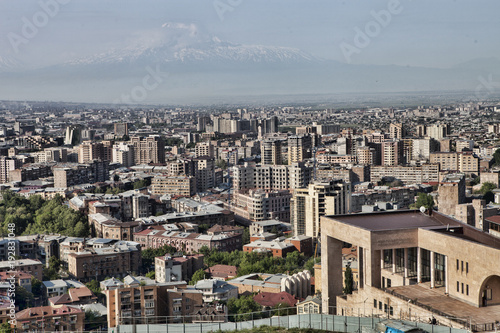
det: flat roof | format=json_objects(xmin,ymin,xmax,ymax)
[{"xmin": 325, "ymin": 210, "xmax": 460, "ymax": 232}]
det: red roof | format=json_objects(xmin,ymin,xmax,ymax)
[
  {"xmin": 253, "ymin": 291, "xmax": 298, "ymax": 308},
  {"xmin": 205, "ymin": 264, "xmax": 238, "ymax": 279}
]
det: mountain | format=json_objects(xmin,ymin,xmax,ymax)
[
  {"xmin": 0, "ymin": 24, "xmax": 499, "ymax": 104},
  {"xmin": 0, "ymin": 56, "xmax": 22, "ymax": 73}
]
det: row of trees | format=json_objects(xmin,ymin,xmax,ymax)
[
  {"xmin": 0, "ymin": 191, "xmax": 89, "ymax": 237},
  {"xmin": 200, "ymin": 247, "xmax": 316, "ymax": 277}
]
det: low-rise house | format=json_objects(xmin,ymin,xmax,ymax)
[
  {"xmin": 253, "ymin": 291, "xmax": 299, "ymax": 309},
  {"xmin": 16, "ymin": 305, "xmax": 85, "ymax": 332},
  {"xmin": 204, "ymin": 265, "xmax": 238, "ymax": 281},
  {"xmin": 42, "ymin": 280, "xmax": 85, "ymax": 298},
  {"xmin": 192, "ymin": 279, "xmax": 238, "ymax": 303}
]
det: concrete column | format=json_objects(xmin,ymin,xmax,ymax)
[
  {"xmin": 359, "ymin": 247, "xmax": 364, "ymax": 289},
  {"xmin": 417, "ymin": 247, "xmax": 422, "ymax": 284},
  {"xmin": 404, "ymin": 248, "xmax": 408, "ymax": 279},
  {"xmin": 366, "ymin": 249, "xmax": 382, "ymax": 288},
  {"xmin": 321, "ymin": 234, "xmax": 343, "ymax": 313},
  {"xmin": 392, "ymin": 248, "xmax": 396, "ymax": 273},
  {"xmin": 430, "ymin": 251, "xmax": 435, "ymax": 289},
  {"xmin": 444, "ymin": 255, "xmax": 449, "ymax": 294}
]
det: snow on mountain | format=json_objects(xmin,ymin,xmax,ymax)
[
  {"xmin": 0, "ymin": 56, "xmax": 22, "ymax": 72},
  {"xmin": 66, "ymin": 24, "xmax": 316, "ymax": 67}
]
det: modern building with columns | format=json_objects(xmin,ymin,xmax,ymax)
[{"xmin": 321, "ymin": 210, "xmax": 500, "ymax": 328}]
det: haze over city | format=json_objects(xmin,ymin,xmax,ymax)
[{"xmin": 1, "ymin": 0, "xmax": 500, "ymax": 104}]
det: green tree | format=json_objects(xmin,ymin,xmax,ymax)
[
  {"xmin": 242, "ymin": 228, "xmax": 250, "ymax": 245},
  {"xmin": 216, "ymin": 159, "xmax": 228, "ymax": 170},
  {"xmin": 411, "ymin": 193, "xmax": 435, "ymax": 210},
  {"xmin": 15, "ymin": 285, "xmax": 34, "ymax": 310},
  {"xmin": 31, "ymin": 278, "xmax": 43, "ymax": 299},
  {"xmin": 186, "ymin": 142, "xmax": 196, "ymax": 149},
  {"xmin": 478, "ymin": 182, "xmax": 496, "ymax": 194},
  {"xmin": 113, "ymin": 174, "xmax": 120, "ymax": 182},
  {"xmin": 86, "ymin": 279, "xmax": 101, "ymax": 295},
  {"xmin": 0, "ymin": 321, "xmax": 12, "ymax": 333},
  {"xmin": 228, "ymin": 295, "xmax": 262, "ymax": 321},
  {"xmin": 343, "ymin": 264, "xmax": 353, "ymax": 295},
  {"xmin": 43, "ymin": 256, "xmax": 62, "ymax": 280},
  {"xmin": 493, "ymin": 148, "xmax": 500, "ymax": 165},
  {"xmin": 146, "ymin": 271, "xmax": 155, "ymax": 279},
  {"xmin": 189, "ymin": 269, "xmax": 206, "ymax": 285}
]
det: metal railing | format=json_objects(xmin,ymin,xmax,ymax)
[{"xmin": 113, "ymin": 307, "xmax": 472, "ymax": 333}]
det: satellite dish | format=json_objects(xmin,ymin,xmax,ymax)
[{"xmin": 419, "ymin": 206, "xmax": 426, "ymax": 214}]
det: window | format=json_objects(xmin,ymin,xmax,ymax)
[
  {"xmin": 374, "ymin": 299, "xmax": 377, "ymax": 308},
  {"xmin": 390, "ymin": 307, "xmax": 394, "ymax": 316},
  {"xmin": 466, "ymin": 285, "xmax": 469, "ymax": 296},
  {"xmin": 379, "ymin": 301, "xmax": 382, "ymax": 310},
  {"xmin": 466, "ymin": 262, "xmax": 468, "ymax": 273},
  {"xmin": 384, "ymin": 304, "xmax": 388, "ymax": 313},
  {"xmin": 461, "ymin": 261, "xmax": 464, "ymax": 272},
  {"xmin": 456, "ymin": 259, "xmax": 459, "ymax": 270},
  {"xmin": 387, "ymin": 279, "xmax": 392, "ymax": 288},
  {"xmin": 457, "ymin": 281, "xmax": 459, "ymax": 292},
  {"xmin": 462, "ymin": 283, "xmax": 464, "ymax": 294}
]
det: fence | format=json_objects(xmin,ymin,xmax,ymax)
[{"xmin": 114, "ymin": 312, "xmax": 471, "ymax": 333}]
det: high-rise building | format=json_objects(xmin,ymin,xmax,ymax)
[
  {"xmin": 78, "ymin": 141, "xmax": 104, "ymax": 163},
  {"xmin": 112, "ymin": 142, "xmax": 135, "ymax": 167},
  {"xmin": 426, "ymin": 124, "xmax": 448, "ymax": 140},
  {"xmin": 389, "ymin": 123, "xmax": 405, "ymax": 139},
  {"xmin": 195, "ymin": 142, "xmax": 215, "ymax": 158},
  {"xmin": 291, "ymin": 180, "xmax": 351, "ymax": 238},
  {"xmin": 114, "ymin": 123, "xmax": 129, "ymax": 138},
  {"xmin": 381, "ymin": 140, "xmax": 404, "ymax": 166},
  {"xmin": 129, "ymin": 136, "xmax": 165, "ymax": 165},
  {"xmin": 64, "ymin": 125, "xmax": 81, "ymax": 146},
  {"xmin": 288, "ymin": 135, "xmax": 312, "ymax": 165},
  {"xmin": 261, "ymin": 140, "xmax": 282, "ymax": 165},
  {"xmin": 0, "ymin": 157, "xmax": 21, "ymax": 183}
]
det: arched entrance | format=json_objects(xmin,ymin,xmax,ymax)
[{"xmin": 479, "ymin": 275, "xmax": 500, "ymax": 307}]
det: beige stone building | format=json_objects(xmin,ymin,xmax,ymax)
[
  {"xmin": 288, "ymin": 135, "xmax": 312, "ymax": 164},
  {"xmin": 151, "ymin": 175, "xmax": 196, "ymax": 197},
  {"xmin": 291, "ymin": 180, "xmax": 351, "ymax": 238},
  {"xmin": 370, "ymin": 164, "xmax": 440, "ymax": 184},
  {"xmin": 129, "ymin": 135, "xmax": 165, "ymax": 165},
  {"xmin": 321, "ymin": 210, "xmax": 500, "ymax": 328}
]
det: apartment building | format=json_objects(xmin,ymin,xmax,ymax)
[
  {"xmin": 101, "ymin": 275, "xmax": 185, "ymax": 328},
  {"xmin": 16, "ymin": 305, "xmax": 84, "ymax": 332},
  {"xmin": 291, "ymin": 180, "xmax": 351, "ymax": 238},
  {"xmin": 230, "ymin": 189, "xmax": 291, "ymax": 222},
  {"xmin": 66, "ymin": 241, "xmax": 142, "ymax": 281},
  {"xmin": 195, "ymin": 142, "xmax": 215, "ymax": 158},
  {"xmin": 8, "ymin": 163, "xmax": 54, "ymax": 182},
  {"xmin": 129, "ymin": 135, "xmax": 165, "ymax": 165},
  {"xmin": 0, "ymin": 156, "xmax": 21, "ymax": 183},
  {"xmin": 114, "ymin": 123, "xmax": 129, "ymax": 137},
  {"xmin": 112, "ymin": 142, "xmax": 135, "ymax": 167},
  {"xmin": 261, "ymin": 139, "xmax": 282, "ymax": 165},
  {"xmin": 151, "ymin": 175, "xmax": 196, "ymax": 197},
  {"xmin": 288, "ymin": 135, "xmax": 312, "ymax": 164},
  {"xmin": 231, "ymin": 162, "xmax": 312, "ymax": 191},
  {"xmin": 0, "ymin": 259, "xmax": 43, "ymax": 280},
  {"xmin": 134, "ymin": 227, "xmax": 242, "ymax": 253},
  {"xmin": 155, "ymin": 254, "xmax": 204, "ymax": 283},
  {"xmin": 370, "ymin": 164, "xmax": 440, "ymax": 184},
  {"xmin": 430, "ymin": 152, "xmax": 479, "ymax": 174},
  {"xmin": 53, "ymin": 161, "xmax": 109, "ymax": 188},
  {"xmin": 381, "ymin": 140, "xmax": 404, "ymax": 166},
  {"xmin": 389, "ymin": 123, "xmax": 405, "ymax": 139}
]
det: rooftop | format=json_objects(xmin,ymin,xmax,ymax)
[{"xmin": 326, "ymin": 210, "xmax": 461, "ymax": 232}]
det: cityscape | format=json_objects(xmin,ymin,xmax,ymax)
[{"xmin": 1, "ymin": 1, "xmax": 500, "ymax": 333}]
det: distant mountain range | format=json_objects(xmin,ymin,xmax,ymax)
[{"xmin": 1, "ymin": 31, "xmax": 500, "ymax": 104}]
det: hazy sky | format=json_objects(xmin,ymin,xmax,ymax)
[{"xmin": 1, "ymin": 0, "xmax": 499, "ymax": 69}]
